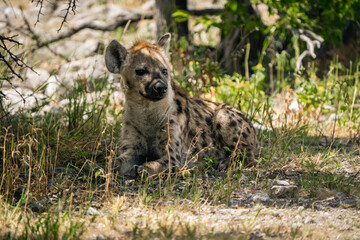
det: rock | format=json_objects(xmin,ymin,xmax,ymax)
[
  {"xmin": 335, "ymin": 192, "xmax": 347, "ymax": 201},
  {"xmin": 53, "ymin": 39, "xmax": 101, "ymax": 60},
  {"xmin": 271, "ymin": 185, "xmax": 298, "ymax": 198},
  {"xmin": 333, "ymin": 192, "xmax": 357, "ymax": 208},
  {"xmin": 96, "ymin": 234, "xmax": 106, "ymax": 240},
  {"xmin": 228, "ymin": 199, "xmax": 239, "ymax": 208},
  {"xmin": 125, "ymin": 179, "xmax": 135, "ymax": 186},
  {"xmin": 1, "ymin": 6, "xmax": 22, "ymax": 20},
  {"xmin": 58, "ymin": 55, "xmax": 114, "ymax": 87},
  {"xmin": 87, "ymin": 207, "xmax": 100, "ymax": 216},
  {"xmin": 45, "ymin": 76, "xmax": 59, "ymax": 96},
  {"xmin": 1, "ymin": 88, "xmax": 47, "ymax": 114},
  {"xmin": 165, "ymin": 201, "xmax": 174, "ymax": 206},
  {"xmin": 341, "ymin": 197, "xmax": 357, "ymax": 208},
  {"xmin": 274, "ymin": 199, "xmax": 291, "ymax": 208},
  {"xmin": 298, "ymin": 197, "xmax": 311, "ymax": 208},
  {"xmin": 274, "ymin": 180, "xmax": 290, "ymax": 186},
  {"xmin": 248, "ymin": 232, "xmax": 264, "ymax": 240},
  {"xmin": 251, "ymin": 193, "xmax": 274, "ymax": 206},
  {"xmin": 25, "ymin": 68, "xmax": 50, "ymax": 90},
  {"xmin": 304, "ymin": 216, "xmax": 316, "ymax": 224},
  {"xmin": 31, "ymin": 200, "xmax": 46, "ymax": 213}
]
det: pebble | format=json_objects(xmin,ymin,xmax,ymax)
[
  {"xmin": 251, "ymin": 193, "xmax": 274, "ymax": 206},
  {"xmin": 96, "ymin": 234, "xmax": 105, "ymax": 240},
  {"xmin": 87, "ymin": 207, "xmax": 100, "ymax": 215},
  {"xmin": 274, "ymin": 180, "xmax": 290, "ymax": 186},
  {"xmin": 31, "ymin": 201, "xmax": 46, "ymax": 213},
  {"xmin": 304, "ymin": 216, "xmax": 315, "ymax": 224},
  {"xmin": 271, "ymin": 185, "xmax": 298, "ymax": 198}
]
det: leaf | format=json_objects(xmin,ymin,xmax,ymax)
[{"xmin": 172, "ymin": 10, "xmax": 190, "ymax": 23}]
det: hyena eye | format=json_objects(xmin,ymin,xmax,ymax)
[
  {"xmin": 135, "ymin": 69, "xmax": 147, "ymax": 76},
  {"xmin": 162, "ymin": 68, "xmax": 168, "ymax": 76}
]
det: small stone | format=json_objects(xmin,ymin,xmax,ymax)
[
  {"xmin": 272, "ymin": 211, "xmax": 284, "ymax": 218},
  {"xmin": 340, "ymin": 224, "xmax": 352, "ymax": 231},
  {"xmin": 229, "ymin": 199, "xmax": 239, "ymax": 208},
  {"xmin": 249, "ymin": 232, "xmax": 264, "ymax": 240},
  {"xmin": 251, "ymin": 193, "xmax": 274, "ymax": 206},
  {"xmin": 341, "ymin": 198, "xmax": 357, "ymax": 208},
  {"xmin": 87, "ymin": 207, "xmax": 99, "ymax": 215},
  {"xmin": 284, "ymin": 170, "xmax": 298, "ymax": 176},
  {"xmin": 304, "ymin": 216, "xmax": 315, "ymax": 224},
  {"xmin": 165, "ymin": 201, "xmax": 174, "ymax": 206},
  {"xmin": 335, "ymin": 192, "xmax": 347, "ymax": 200},
  {"xmin": 313, "ymin": 202, "xmax": 325, "ymax": 211},
  {"xmin": 298, "ymin": 197, "xmax": 311, "ymax": 208},
  {"xmin": 31, "ymin": 201, "xmax": 46, "ymax": 213},
  {"xmin": 271, "ymin": 185, "xmax": 298, "ymax": 198},
  {"xmin": 275, "ymin": 199, "xmax": 291, "ymax": 208},
  {"xmin": 125, "ymin": 179, "xmax": 135, "ymax": 186},
  {"xmin": 96, "ymin": 234, "xmax": 105, "ymax": 240},
  {"xmin": 274, "ymin": 180, "xmax": 290, "ymax": 186}
]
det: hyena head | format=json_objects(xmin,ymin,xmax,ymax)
[{"xmin": 105, "ymin": 33, "xmax": 172, "ymax": 101}]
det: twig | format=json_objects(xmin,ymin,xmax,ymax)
[
  {"xmin": 58, "ymin": 0, "xmax": 78, "ymax": 32},
  {"xmin": 0, "ymin": 35, "xmax": 29, "ymax": 81},
  {"xmin": 32, "ymin": 0, "xmax": 44, "ymax": 26}
]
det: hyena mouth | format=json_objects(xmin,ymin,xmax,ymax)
[{"xmin": 140, "ymin": 80, "xmax": 168, "ymax": 100}]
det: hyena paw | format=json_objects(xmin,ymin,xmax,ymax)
[
  {"xmin": 143, "ymin": 161, "xmax": 164, "ymax": 175},
  {"xmin": 129, "ymin": 165, "xmax": 142, "ymax": 178}
]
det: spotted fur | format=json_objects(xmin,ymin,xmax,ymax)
[{"xmin": 105, "ymin": 33, "xmax": 258, "ymax": 177}]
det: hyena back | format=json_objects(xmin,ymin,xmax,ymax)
[{"xmin": 105, "ymin": 33, "xmax": 258, "ymax": 177}]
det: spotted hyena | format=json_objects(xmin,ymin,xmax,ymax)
[{"xmin": 105, "ymin": 33, "xmax": 258, "ymax": 177}]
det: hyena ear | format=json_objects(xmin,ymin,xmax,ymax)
[
  {"xmin": 157, "ymin": 33, "xmax": 171, "ymax": 55},
  {"xmin": 105, "ymin": 40, "xmax": 128, "ymax": 74}
]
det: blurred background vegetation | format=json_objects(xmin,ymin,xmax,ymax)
[{"xmin": 0, "ymin": 1, "xmax": 359, "ymax": 238}]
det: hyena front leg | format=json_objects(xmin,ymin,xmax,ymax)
[
  {"xmin": 136, "ymin": 121, "xmax": 184, "ymax": 176},
  {"xmin": 114, "ymin": 125, "xmax": 147, "ymax": 176}
]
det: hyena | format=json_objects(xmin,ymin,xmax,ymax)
[{"xmin": 105, "ymin": 33, "xmax": 258, "ymax": 177}]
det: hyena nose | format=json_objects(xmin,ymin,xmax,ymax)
[{"xmin": 153, "ymin": 81, "xmax": 168, "ymax": 94}]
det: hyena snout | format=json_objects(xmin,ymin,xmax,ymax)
[
  {"xmin": 153, "ymin": 80, "xmax": 167, "ymax": 94},
  {"xmin": 146, "ymin": 79, "xmax": 168, "ymax": 99}
]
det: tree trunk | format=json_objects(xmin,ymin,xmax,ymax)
[
  {"xmin": 175, "ymin": 0, "xmax": 189, "ymax": 39},
  {"xmin": 155, "ymin": 0, "xmax": 175, "ymax": 37},
  {"xmin": 155, "ymin": 0, "xmax": 188, "ymax": 39}
]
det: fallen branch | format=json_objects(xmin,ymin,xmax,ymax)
[
  {"xmin": 33, "ymin": 8, "xmax": 153, "ymax": 50},
  {"xmin": 294, "ymin": 29, "xmax": 324, "ymax": 70}
]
